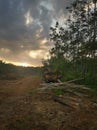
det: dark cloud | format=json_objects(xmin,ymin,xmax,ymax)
[{"xmin": 0, "ymin": 0, "xmax": 74, "ymax": 66}]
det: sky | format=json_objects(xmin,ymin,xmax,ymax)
[{"xmin": 0, "ymin": 0, "xmax": 73, "ymax": 67}]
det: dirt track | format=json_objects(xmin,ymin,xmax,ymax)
[{"xmin": 0, "ymin": 76, "xmax": 97, "ymax": 130}]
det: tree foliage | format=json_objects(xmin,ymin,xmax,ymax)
[{"xmin": 43, "ymin": 0, "xmax": 97, "ymax": 85}]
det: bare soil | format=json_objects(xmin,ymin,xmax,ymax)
[{"xmin": 0, "ymin": 76, "xmax": 97, "ymax": 130}]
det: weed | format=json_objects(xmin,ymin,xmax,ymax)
[
  {"xmin": 54, "ymin": 89, "xmax": 64, "ymax": 96},
  {"xmin": 28, "ymin": 89, "xmax": 37, "ymax": 96}
]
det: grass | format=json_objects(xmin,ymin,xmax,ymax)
[
  {"xmin": 28, "ymin": 89, "xmax": 38, "ymax": 96},
  {"xmin": 54, "ymin": 89, "xmax": 64, "ymax": 96}
]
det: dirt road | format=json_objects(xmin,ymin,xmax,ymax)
[{"xmin": 0, "ymin": 76, "xmax": 97, "ymax": 130}]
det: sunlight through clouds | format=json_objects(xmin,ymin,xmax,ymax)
[
  {"xmin": 41, "ymin": 38, "xmax": 48, "ymax": 45},
  {"xmin": 1, "ymin": 48, "xmax": 10, "ymax": 53},
  {"xmin": 20, "ymin": 62, "xmax": 30, "ymax": 67},
  {"xmin": 28, "ymin": 49, "xmax": 50, "ymax": 60},
  {"xmin": 0, "ymin": 0, "xmax": 73, "ymax": 66},
  {"xmin": 25, "ymin": 11, "xmax": 33, "ymax": 25},
  {"xmin": 29, "ymin": 50, "xmax": 45, "ymax": 59}
]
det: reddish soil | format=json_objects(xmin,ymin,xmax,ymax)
[{"xmin": 0, "ymin": 76, "xmax": 97, "ymax": 130}]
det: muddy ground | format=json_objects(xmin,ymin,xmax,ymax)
[{"xmin": 0, "ymin": 76, "xmax": 97, "ymax": 130}]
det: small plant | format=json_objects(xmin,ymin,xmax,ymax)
[
  {"xmin": 54, "ymin": 89, "xmax": 64, "ymax": 96},
  {"xmin": 28, "ymin": 89, "xmax": 37, "ymax": 96}
]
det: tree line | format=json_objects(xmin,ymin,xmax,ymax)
[
  {"xmin": 0, "ymin": 60, "xmax": 41, "ymax": 79},
  {"xmin": 43, "ymin": 0, "xmax": 97, "ymax": 86}
]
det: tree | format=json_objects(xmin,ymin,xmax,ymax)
[{"xmin": 43, "ymin": 0, "xmax": 97, "ymax": 84}]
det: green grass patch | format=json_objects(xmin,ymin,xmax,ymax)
[{"xmin": 54, "ymin": 89, "xmax": 64, "ymax": 96}]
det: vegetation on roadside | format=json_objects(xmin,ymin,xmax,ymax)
[
  {"xmin": 0, "ymin": 60, "xmax": 42, "ymax": 79},
  {"xmin": 54, "ymin": 89, "xmax": 64, "ymax": 96},
  {"xmin": 42, "ymin": 0, "xmax": 97, "ymax": 88}
]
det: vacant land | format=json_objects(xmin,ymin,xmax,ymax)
[{"xmin": 0, "ymin": 76, "xmax": 97, "ymax": 130}]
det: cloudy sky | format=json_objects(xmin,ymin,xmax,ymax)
[{"xmin": 0, "ymin": 0, "xmax": 73, "ymax": 67}]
